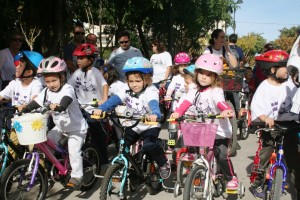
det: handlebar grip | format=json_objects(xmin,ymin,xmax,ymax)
[
  {"xmin": 251, "ymin": 121, "xmax": 266, "ymax": 128},
  {"xmin": 91, "ymin": 115, "xmax": 101, "ymax": 119},
  {"xmin": 144, "ymin": 121, "xmax": 158, "ymax": 125}
]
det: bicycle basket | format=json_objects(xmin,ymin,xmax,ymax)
[
  {"xmin": 12, "ymin": 113, "xmax": 48, "ymax": 145},
  {"xmin": 221, "ymin": 69, "xmax": 245, "ymax": 92},
  {"xmin": 180, "ymin": 122, "xmax": 218, "ymax": 147}
]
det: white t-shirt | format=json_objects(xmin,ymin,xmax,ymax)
[
  {"xmin": 203, "ymin": 46, "xmax": 234, "ymax": 68},
  {"xmin": 150, "ymin": 51, "xmax": 172, "ymax": 83},
  {"xmin": 166, "ymin": 74, "xmax": 186, "ymax": 111},
  {"xmin": 109, "ymin": 80, "xmax": 128, "ymax": 97},
  {"xmin": 0, "ymin": 48, "xmax": 16, "ymax": 82},
  {"xmin": 184, "ymin": 87, "xmax": 232, "ymax": 139},
  {"xmin": 0, "ymin": 78, "xmax": 43, "ymax": 106},
  {"xmin": 68, "ymin": 67, "xmax": 107, "ymax": 113},
  {"xmin": 251, "ymin": 78, "xmax": 299, "ymax": 121},
  {"xmin": 117, "ymin": 85, "xmax": 160, "ymax": 134},
  {"xmin": 107, "ymin": 46, "xmax": 143, "ymax": 82},
  {"xmin": 35, "ymin": 84, "xmax": 88, "ymax": 133}
]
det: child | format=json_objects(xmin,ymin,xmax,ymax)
[
  {"xmin": 250, "ymin": 50, "xmax": 300, "ymax": 199},
  {"xmin": 93, "ymin": 57, "xmax": 171, "ymax": 179},
  {"xmin": 170, "ymin": 54, "xmax": 239, "ymax": 190},
  {"xmin": 22, "ymin": 56, "xmax": 88, "ymax": 188},
  {"xmin": 68, "ymin": 43, "xmax": 109, "ymax": 164},
  {"xmin": 165, "ymin": 52, "xmax": 190, "ymax": 111},
  {"xmin": 0, "ymin": 51, "xmax": 44, "ymax": 158}
]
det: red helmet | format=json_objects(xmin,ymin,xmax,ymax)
[
  {"xmin": 255, "ymin": 50, "xmax": 289, "ymax": 70},
  {"xmin": 72, "ymin": 43, "xmax": 98, "ymax": 57}
]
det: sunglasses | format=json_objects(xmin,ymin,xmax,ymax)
[
  {"xmin": 74, "ymin": 32, "xmax": 85, "ymax": 36},
  {"xmin": 11, "ymin": 38, "xmax": 23, "ymax": 42},
  {"xmin": 119, "ymin": 40, "xmax": 129, "ymax": 44}
]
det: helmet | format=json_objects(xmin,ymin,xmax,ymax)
[
  {"xmin": 183, "ymin": 64, "xmax": 196, "ymax": 76},
  {"xmin": 195, "ymin": 54, "xmax": 223, "ymax": 75},
  {"xmin": 14, "ymin": 51, "xmax": 44, "ymax": 69},
  {"xmin": 255, "ymin": 50, "xmax": 289, "ymax": 70},
  {"xmin": 72, "ymin": 43, "xmax": 98, "ymax": 57},
  {"xmin": 174, "ymin": 52, "xmax": 190, "ymax": 65},
  {"xmin": 37, "ymin": 56, "xmax": 67, "ymax": 74},
  {"xmin": 122, "ymin": 57, "xmax": 153, "ymax": 74}
]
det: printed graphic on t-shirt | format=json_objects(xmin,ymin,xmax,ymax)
[
  {"xmin": 13, "ymin": 91, "xmax": 30, "ymax": 105},
  {"xmin": 125, "ymin": 97, "xmax": 148, "ymax": 116},
  {"xmin": 75, "ymin": 77, "xmax": 97, "ymax": 93},
  {"xmin": 278, "ymin": 96, "xmax": 293, "ymax": 116}
]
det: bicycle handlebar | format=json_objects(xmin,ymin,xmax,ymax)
[{"xmin": 168, "ymin": 113, "xmax": 224, "ymax": 122}]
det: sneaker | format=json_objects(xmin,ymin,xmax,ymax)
[
  {"xmin": 67, "ymin": 177, "xmax": 82, "ymax": 190},
  {"xmin": 250, "ymin": 184, "xmax": 265, "ymax": 199},
  {"xmin": 159, "ymin": 162, "xmax": 171, "ymax": 179},
  {"xmin": 226, "ymin": 176, "xmax": 239, "ymax": 190}
]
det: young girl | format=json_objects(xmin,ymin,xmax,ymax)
[
  {"xmin": 22, "ymin": 56, "xmax": 88, "ymax": 188},
  {"xmin": 69, "ymin": 43, "xmax": 109, "ymax": 164},
  {"xmin": 93, "ymin": 57, "xmax": 171, "ymax": 179},
  {"xmin": 165, "ymin": 52, "xmax": 190, "ymax": 111},
  {"xmin": 170, "ymin": 54, "xmax": 239, "ymax": 190}
]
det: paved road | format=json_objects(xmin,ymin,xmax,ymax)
[{"xmin": 46, "ymin": 127, "xmax": 297, "ymax": 200}]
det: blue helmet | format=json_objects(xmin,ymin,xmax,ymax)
[
  {"xmin": 122, "ymin": 57, "xmax": 153, "ymax": 74},
  {"xmin": 14, "ymin": 51, "xmax": 44, "ymax": 69},
  {"xmin": 183, "ymin": 64, "xmax": 196, "ymax": 76}
]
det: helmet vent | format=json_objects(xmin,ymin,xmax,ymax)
[
  {"xmin": 45, "ymin": 60, "xmax": 49, "ymax": 68},
  {"xmin": 51, "ymin": 61, "xmax": 59, "ymax": 68}
]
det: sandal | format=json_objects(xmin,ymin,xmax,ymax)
[{"xmin": 67, "ymin": 177, "xmax": 82, "ymax": 190}]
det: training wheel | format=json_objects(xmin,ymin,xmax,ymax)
[
  {"xmin": 174, "ymin": 181, "xmax": 181, "ymax": 198},
  {"xmin": 238, "ymin": 182, "xmax": 245, "ymax": 198}
]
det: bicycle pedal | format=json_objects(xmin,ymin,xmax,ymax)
[
  {"xmin": 66, "ymin": 183, "xmax": 81, "ymax": 191},
  {"xmin": 226, "ymin": 189, "xmax": 238, "ymax": 194},
  {"xmin": 167, "ymin": 139, "xmax": 176, "ymax": 146}
]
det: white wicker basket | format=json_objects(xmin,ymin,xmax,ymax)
[{"xmin": 12, "ymin": 113, "xmax": 48, "ymax": 145}]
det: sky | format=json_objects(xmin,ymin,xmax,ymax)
[{"xmin": 226, "ymin": 0, "xmax": 300, "ymax": 42}]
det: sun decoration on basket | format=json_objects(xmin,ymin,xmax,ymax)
[
  {"xmin": 13, "ymin": 121, "xmax": 23, "ymax": 133},
  {"xmin": 31, "ymin": 119, "xmax": 44, "ymax": 131}
]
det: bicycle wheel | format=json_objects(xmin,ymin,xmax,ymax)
[
  {"xmin": 270, "ymin": 168, "xmax": 283, "ymax": 200},
  {"xmin": 227, "ymin": 101, "xmax": 238, "ymax": 157},
  {"xmin": 183, "ymin": 164, "xmax": 210, "ymax": 200},
  {"xmin": 146, "ymin": 161, "xmax": 162, "ymax": 195},
  {"xmin": 177, "ymin": 158, "xmax": 193, "ymax": 187},
  {"xmin": 81, "ymin": 143, "xmax": 101, "ymax": 191},
  {"xmin": 238, "ymin": 113, "xmax": 249, "ymax": 140},
  {"xmin": 0, "ymin": 159, "xmax": 48, "ymax": 200},
  {"xmin": 99, "ymin": 163, "xmax": 127, "ymax": 200}
]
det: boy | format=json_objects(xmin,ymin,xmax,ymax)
[{"xmin": 250, "ymin": 50, "xmax": 300, "ymax": 199}]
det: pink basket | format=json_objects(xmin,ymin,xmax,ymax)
[{"xmin": 180, "ymin": 122, "xmax": 218, "ymax": 147}]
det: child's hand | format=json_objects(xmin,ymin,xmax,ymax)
[
  {"xmin": 17, "ymin": 104, "xmax": 26, "ymax": 112},
  {"xmin": 98, "ymin": 99, "xmax": 106, "ymax": 106},
  {"xmin": 220, "ymin": 110, "xmax": 234, "ymax": 118},
  {"xmin": 49, "ymin": 103, "xmax": 60, "ymax": 111},
  {"xmin": 93, "ymin": 109, "xmax": 103, "ymax": 116},
  {"xmin": 170, "ymin": 112, "xmax": 180, "ymax": 119},
  {"xmin": 146, "ymin": 114, "xmax": 157, "ymax": 122},
  {"xmin": 164, "ymin": 95, "xmax": 172, "ymax": 101},
  {"xmin": 264, "ymin": 117, "xmax": 274, "ymax": 128}
]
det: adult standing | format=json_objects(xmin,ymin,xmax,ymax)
[
  {"xmin": 63, "ymin": 24, "xmax": 85, "ymax": 78},
  {"xmin": 228, "ymin": 33, "xmax": 245, "ymax": 67},
  {"xmin": 107, "ymin": 31, "xmax": 143, "ymax": 82},
  {"xmin": 203, "ymin": 29, "xmax": 238, "ymax": 68},
  {"xmin": 0, "ymin": 31, "xmax": 23, "ymax": 90},
  {"xmin": 86, "ymin": 33, "xmax": 97, "ymax": 46},
  {"xmin": 150, "ymin": 39, "xmax": 172, "ymax": 89}
]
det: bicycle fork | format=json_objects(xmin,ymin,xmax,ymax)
[{"xmin": 24, "ymin": 152, "xmax": 41, "ymax": 191}]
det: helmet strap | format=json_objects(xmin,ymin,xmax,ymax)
[
  {"xmin": 126, "ymin": 84, "xmax": 148, "ymax": 98},
  {"xmin": 80, "ymin": 57, "xmax": 94, "ymax": 72},
  {"xmin": 18, "ymin": 65, "xmax": 35, "ymax": 79},
  {"xmin": 270, "ymin": 68, "xmax": 288, "ymax": 83}
]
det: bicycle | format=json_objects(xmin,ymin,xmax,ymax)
[
  {"xmin": 237, "ymin": 91, "xmax": 251, "ymax": 140},
  {"xmin": 0, "ymin": 105, "xmax": 26, "ymax": 176},
  {"xmin": 250, "ymin": 122, "xmax": 297, "ymax": 200},
  {"xmin": 172, "ymin": 112, "xmax": 245, "ymax": 200},
  {"xmin": 0, "ymin": 110, "xmax": 101, "ymax": 200},
  {"xmin": 95, "ymin": 109, "xmax": 165, "ymax": 200}
]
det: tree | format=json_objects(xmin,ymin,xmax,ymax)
[{"xmin": 274, "ymin": 26, "xmax": 300, "ymax": 53}]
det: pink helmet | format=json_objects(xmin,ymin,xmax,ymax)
[
  {"xmin": 195, "ymin": 54, "xmax": 223, "ymax": 75},
  {"xmin": 37, "ymin": 56, "xmax": 67, "ymax": 74},
  {"xmin": 174, "ymin": 52, "xmax": 191, "ymax": 65}
]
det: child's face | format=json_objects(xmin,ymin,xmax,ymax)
[
  {"xmin": 15, "ymin": 60, "xmax": 32, "ymax": 78},
  {"xmin": 273, "ymin": 66, "xmax": 288, "ymax": 80},
  {"xmin": 184, "ymin": 74, "xmax": 193, "ymax": 92},
  {"xmin": 178, "ymin": 64, "xmax": 188, "ymax": 74},
  {"xmin": 76, "ymin": 56, "xmax": 93, "ymax": 69},
  {"xmin": 197, "ymin": 69, "xmax": 215, "ymax": 87},
  {"xmin": 245, "ymin": 69, "xmax": 253, "ymax": 81},
  {"xmin": 127, "ymin": 74, "xmax": 145, "ymax": 93},
  {"xmin": 44, "ymin": 74, "xmax": 61, "ymax": 92}
]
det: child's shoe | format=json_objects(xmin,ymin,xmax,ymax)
[
  {"xmin": 159, "ymin": 160, "xmax": 171, "ymax": 179},
  {"xmin": 250, "ymin": 184, "xmax": 265, "ymax": 199},
  {"xmin": 226, "ymin": 176, "xmax": 239, "ymax": 190},
  {"xmin": 67, "ymin": 177, "xmax": 82, "ymax": 190}
]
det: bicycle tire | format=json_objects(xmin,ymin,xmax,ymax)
[
  {"xmin": 227, "ymin": 101, "xmax": 238, "ymax": 157},
  {"xmin": 99, "ymin": 163, "xmax": 127, "ymax": 200},
  {"xmin": 177, "ymin": 158, "xmax": 192, "ymax": 187},
  {"xmin": 183, "ymin": 164, "xmax": 210, "ymax": 200},
  {"xmin": 0, "ymin": 159, "xmax": 48, "ymax": 200},
  {"xmin": 270, "ymin": 168, "xmax": 283, "ymax": 200},
  {"xmin": 80, "ymin": 143, "xmax": 101, "ymax": 191},
  {"xmin": 238, "ymin": 113, "xmax": 250, "ymax": 140},
  {"xmin": 146, "ymin": 161, "xmax": 162, "ymax": 195}
]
